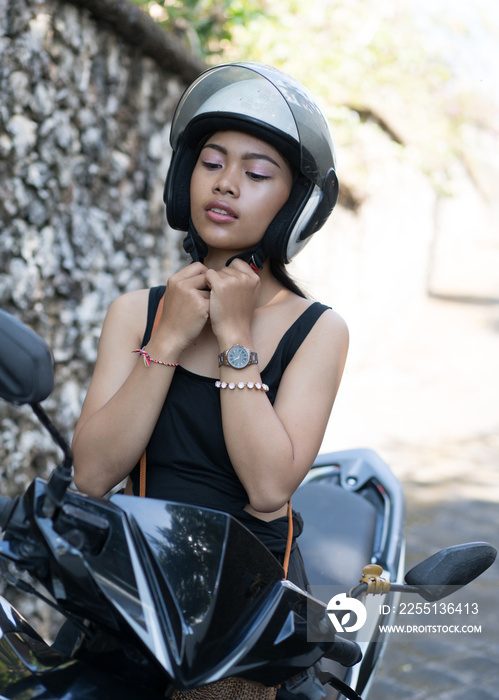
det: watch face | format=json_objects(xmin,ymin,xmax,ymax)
[{"xmin": 227, "ymin": 345, "xmax": 250, "ymax": 368}]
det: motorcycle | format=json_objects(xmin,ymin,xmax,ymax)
[{"xmin": 0, "ymin": 307, "xmax": 495, "ymax": 700}]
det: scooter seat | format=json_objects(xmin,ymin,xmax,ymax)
[{"xmin": 293, "ymin": 480, "xmax": 378, "ymax": 597}]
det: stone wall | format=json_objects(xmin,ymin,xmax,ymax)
[{"xmin": 0, "ymin": 0, "xmax": 202, "ymax": 500}]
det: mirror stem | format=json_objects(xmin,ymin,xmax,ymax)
[{"xmin": 30, "ymin": 403, "xmax": 73, "ymax": 516}]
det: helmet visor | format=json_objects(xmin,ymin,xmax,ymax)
[{"xmin": 170, "ymin": 63, "xmax": 336, "ymax": 187}]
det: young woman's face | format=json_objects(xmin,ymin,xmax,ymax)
[{"xmin": 190, "ymin": 130, "xmax": 294, "ymax": 257}]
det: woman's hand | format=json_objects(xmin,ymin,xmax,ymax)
[
  {"xmin": 205, "ymin": 259, "xmax": 260, "ymax": 345},
  {"xmin": 157, "ymin": 262, "xmax": 211, "ymax": 351}
]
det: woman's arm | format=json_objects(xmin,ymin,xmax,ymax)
[
  {"xmin": 72, "ymin": 263, "xmax": 210, "ymax": 497},
  {"xmin": 207, "ymin": 261, "xmax": 349, "ymax": 514},
  {"xmin": 219, "ymin": 310, "xmax": 348, "ymax": 513}
]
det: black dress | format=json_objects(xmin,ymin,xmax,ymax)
[{"xmin": 129, "ymin": 285, "xmax": 330, "ymax": 588}]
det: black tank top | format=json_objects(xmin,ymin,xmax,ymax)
[{"xmin": 130, "ymin": 285, "xmax": 330, "ymax": 510}]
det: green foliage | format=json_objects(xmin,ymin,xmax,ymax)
[
  {"xmin": 221, "ymin": 0, "xmax": 496, "ymax": 194},
  {"xmin": 133, "ymin": 0, "xmax": 497, "ymax": 195},
  {"xmin": 129, "ymin": 0, "xmax": 271, "ymax": 61}
]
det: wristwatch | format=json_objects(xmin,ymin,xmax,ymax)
[{"xmin": 218, "ymin": 345, "xmax": 258, "ymax": 370}]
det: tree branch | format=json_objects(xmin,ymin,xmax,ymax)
[
  {"xmin": 338, "ymin": 181, "xmax": 363, "ymax": 212},
  {"xmin": 347, "ymin": 104, "xmax": 405, "ymax": 145},
  {"xmin": 68, "ymin": 0, "xmax": 207, "ymax": 82}
]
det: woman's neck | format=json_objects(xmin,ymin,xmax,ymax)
[{"xmin": 203, "ymin": 250, "xmax": 246, "ymax": 271}]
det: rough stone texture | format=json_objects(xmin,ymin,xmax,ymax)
[
  {"xmin": 0, "ymin": 0, "xmax": 192, "ymax": 484},
  {"xmin": 0, "ymin": 0, "xmax": 197, "ymax": 631},
  {"xmin": 66, "ymin": 0, "xmax": 206, "ymax": 82}
]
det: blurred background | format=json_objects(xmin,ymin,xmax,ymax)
[{"xmin": 1, "ymin": 0, "xmax": 498, "ymax": 696}]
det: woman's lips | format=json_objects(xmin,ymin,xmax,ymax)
[{"xmin": 205, "ymin": 201, "xmax": 238, "ymax": 223}]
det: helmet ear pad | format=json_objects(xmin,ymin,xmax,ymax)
[
  {"xmin": 259, "ymin": 174, "xmax": 314, "ymax": 263},
  {"xmin": 164, "ymin": 139, "xmax": 197, "ymax": 232}
]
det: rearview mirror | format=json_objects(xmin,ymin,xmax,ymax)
[
  {"xmin": 0, "ymin": 309, "xmax": 54, "ymax": 404},
  {"xmin": 404, "ymin": 542, "xmax": 497, "ymax": 601}
]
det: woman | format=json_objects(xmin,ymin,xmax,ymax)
[{"xmin": 72, "ymin": 62, "xmax": 349, "ymax": 698}]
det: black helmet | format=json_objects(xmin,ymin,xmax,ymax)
[{"xmin": 164, "ymin": 62, "xmax": 339, "ymax": 268}]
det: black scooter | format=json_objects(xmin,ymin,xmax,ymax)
[{"xmin": 0, "ymin": 308, "xmax": 495, "ymax": 699}]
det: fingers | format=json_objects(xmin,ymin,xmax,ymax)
[
  {"xmin": 174, "ymin": 262, "xmax": 209, "ymax": 286},
  {"xmin": 204, "ymin": 261, "xmax": 260, "ymax": 342},
  {"xmin": 182, "ymin": 262, "xmax": 208, "ymax": 277},
  {"xmin": 205, "ymin": 259, "xmax": 257, "ymax": 291},
  {"xmin": 166, "ymin": 263, "xmax": 209, "ymax": 296},
  {"xmin": 158, "ymin": 264, "xmax": 212, "ymax": 348}
]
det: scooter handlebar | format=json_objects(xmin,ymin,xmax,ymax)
[{"xmin": 325, "ymin": 635, "xmax": 363, "ymax": 667}]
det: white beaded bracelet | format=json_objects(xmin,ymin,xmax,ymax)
[{"xmin": 215, "ymin": 380, "xmax": 269, "ymax": 392}]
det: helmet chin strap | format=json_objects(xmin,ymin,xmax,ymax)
[
  {"xmin": 182, "ymin": 218, "xmax": 209, "ymax": 263},
  {"xmin": 225, "ymin": 245, "xmax": 266, "ymax": 271},
  {"xmin": 183, "ymin": 218, "xmax": 267, "ymax": 270}
]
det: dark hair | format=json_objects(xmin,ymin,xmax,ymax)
[{"xmin": 269, "ymin": 259, "xmax": 308, "ymax": 299}]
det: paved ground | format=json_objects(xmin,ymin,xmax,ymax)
[
  {"xmin": 324, "ymin": 296, "xmax": 499, "ymax": 698},
  {"xmin": 369, "ymin": 445, "xmax": 499, "ymax": 700}
]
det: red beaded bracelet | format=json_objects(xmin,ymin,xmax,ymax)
[{"xmin": 132, "ymin": 347, "xmax": 179, "ymax": 368}]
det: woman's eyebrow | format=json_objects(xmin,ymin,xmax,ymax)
[
  {"xmin": 243, "ymin": 152, "xmax": 281, "ymax": 168},
  {"xmin": 203, "ymin": 142, "xmax": 281, "ymax": 168}
]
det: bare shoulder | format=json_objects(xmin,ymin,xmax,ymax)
[
  {"xmin": 272, "ymin": 300, "xmax": 348, "ymax": 462},
  {"xmin": 72, "ymin": 289, "xmax": 151, "ymax": 441},
  {"xmin": 291, "ymin": 301, "xmax": 349, "ymax": 367},
  {"xmin": 102, "ymin": 289, "xmax": 150, "ymax": 340},
  {"xmin": 313, "ymin": 305, "xmax": 349, "ymax": 343},
  {"xmin": 285, "ymin": 294, "xmax": 348, "ymax": 345},
  {"xmin": 106, "ymin": 288, "xmax": 150, "ymax": 320}
]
